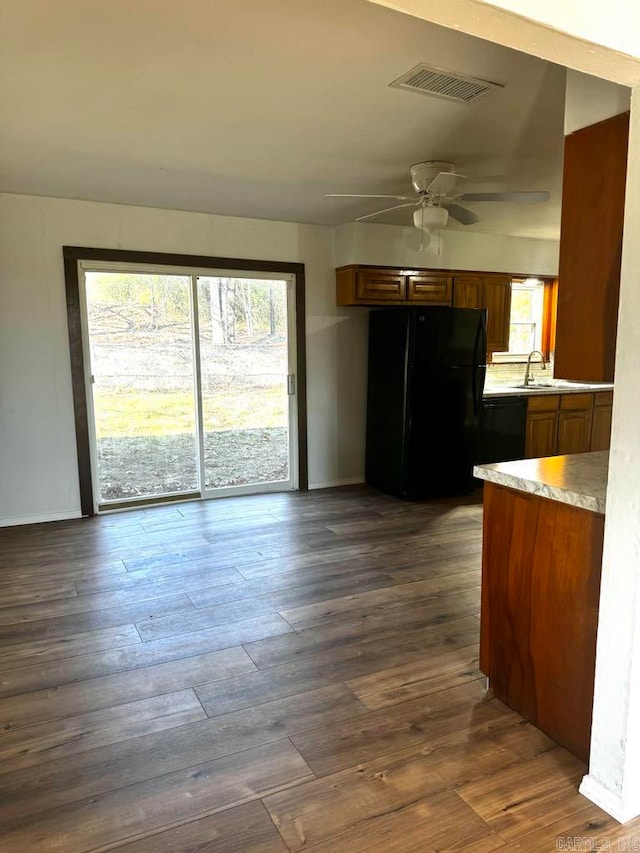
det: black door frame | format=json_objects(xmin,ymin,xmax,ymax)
[{"xmin": 63, "ymin": 246, "xmax": 308, "ymax": 517}]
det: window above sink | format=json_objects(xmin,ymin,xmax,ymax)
[{"xmin": 492, "ymin": 277, "xmax": 557, "ymax": 364}]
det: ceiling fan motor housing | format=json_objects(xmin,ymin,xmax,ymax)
[{"xmin": 410, "ymin": 160, "xmax": 456, "ymax": 194}]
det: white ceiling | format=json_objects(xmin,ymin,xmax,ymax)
[{"xmin": 0, "ymin": 0, "xmax": 566, "ymax": 239}]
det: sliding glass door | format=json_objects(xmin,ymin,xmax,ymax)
[
  {"xmin": 84, "ymin": 271, "xmax": 198, "ymax": 504},
  {"xmin": 81, "ymin": 264, "xmax": 297, "ymax": 510},
  {"xmin": 196, "ymin": 277, "xmax": 293, "ymax": 494}
]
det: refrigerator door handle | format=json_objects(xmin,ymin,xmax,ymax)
[
  {"xmin": 473, "ymin": 364, "xmax": 486, "ymax": 414},
  {"xmin": 473, "ymin": 310, "xmax": 487, "ymax": 366},
  {"xmin": 471, "ymin": 312, "xmax": 487, "ymax": 414}
]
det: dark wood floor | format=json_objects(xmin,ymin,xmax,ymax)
[{"xmin": 0, "ymin": 485, "xmax": 636, "ymax": 851}]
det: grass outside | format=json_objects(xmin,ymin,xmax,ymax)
[{"xmin": 94, "ymin": 389, "xmax": 287, "ymax": 437}]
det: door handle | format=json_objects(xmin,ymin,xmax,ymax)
[{"xmin": 287, "ymin": 374, "xmax": 296, "ymax": 396}]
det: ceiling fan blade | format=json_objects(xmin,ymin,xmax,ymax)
[
  {"xmin": 355, "ymin": 202, "xmax": 418, "ymax": 222},
  {"xmin": 443, "ymin": 203, "xmax": 479, "ymax": 226},
  {"xmin": 324, "ymin": 193, "xmax": 415, "ymax": 200},
  {"xmin": 457, "ymin": 191, "xmax": 550, "ymax": 203},
  {"xmin": 426, "ymin": 171, "xmax": 465, "ymax": 197}
]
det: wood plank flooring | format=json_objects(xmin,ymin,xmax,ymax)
[{"xmin": 0, "ymin": 485, "xmax": 637, "ymax": 851}]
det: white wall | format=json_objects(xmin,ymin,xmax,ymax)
[
  {"xmin": 335, "ymin": 222, "xmax": 559, "ymax": 274},
  {"xmin": 565, "ymin": 70, "xmax": 631, "ymax": 135},
  {"xmin": 579, "ymin": 86, "xmax": 640, "ymax": 823},
  {"xmin": 0, "ymin": 193, "xmax": 368, "ymax": 524},
  {"xmin": 0, "ymin": 193, "xmax": 559, "ymax": 526}
]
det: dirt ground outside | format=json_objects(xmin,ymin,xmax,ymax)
[{"xmin": 97, "ymin": 428, "xmax": 289, "ymax": 501}]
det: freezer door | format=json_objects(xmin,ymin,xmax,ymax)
[{"xmin": 411, "ymin": 307, "xmax": 487, "ymax": 367}]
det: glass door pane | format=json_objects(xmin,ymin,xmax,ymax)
[
  {"xmin": 196, "ymin": 276, "xmax": 292, "ymax": 491},
  {"xmin": 84, "ymin": 271, "xmax": 198, "ymax": 504}
]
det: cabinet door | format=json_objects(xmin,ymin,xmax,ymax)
[
  {"xmin": 554, "ymin": 113, "xmax": 628, "ymax": 382},
  {"xmin": 355, "ymin": 269, "xmax": 406, "ymax": 303},
  {"xmin": 484, "ymin": 276, "xmax": 512, "ymax": 353},
  {"xmin": 557, "ymin": 410, "xmax": 593, "ymax": 455},
  {"xmin": 406, "ymin": 274, "xmax": 452, "ymax": 305},
  {"xmin": 453, "ymin": 275, "xmax": 483, "ymax": 309},
  {"xmin": 591, "ymin": 405, "xmax": 613, "ymax": 451},
  {"xmin": 526, "ymin": 411, "xmax": 558, "ymax": 458}
]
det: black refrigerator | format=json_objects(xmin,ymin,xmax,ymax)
[{"xmin": 366, "ymin": 306, "xmax": 487, "ymax": 499}]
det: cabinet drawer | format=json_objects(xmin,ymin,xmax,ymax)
[
  {"xmin": 406, "ymin": 274, "xmax": 452, "ymax": 305},
  {"xmin": 528, "ymin": 394, "xmax": 560, "ymax": 412},
  {"xmin": 594, "ymin": 391, "xmax": 614, "ymax": 406},
  {"xmin": 560, "ymin": 393, "xmax": 593, "ymax": 411},
  {"xmin": 356, "ymin": 270, "xmax": 406, "ymax": 302}
]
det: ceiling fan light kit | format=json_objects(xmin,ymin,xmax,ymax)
[
  {"xmin": 325, "ymin": 159, "xmax": 549, "ymax": 248},
  {"xmin": 413, "ymin": 204, "xmax": 448, "ymax": 231}
]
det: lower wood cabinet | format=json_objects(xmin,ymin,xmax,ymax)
[
  {"xmin": 557, "ymin": 394, "xmax": 593, "ymax": 455},
  {"xmin": 591, "ymin": 395, "xmax": 614, "ymax": 451},
  {"xmin": 557, "ymin": 411, "xmax": 593, "ymax": 454},
  {"xmin": 525, "ymin": 391, "xmax": 612, "ymax": 458},
  {"xmin": 480, "ymin": 482, "xmax": 604, "ymax": 761},
  {"xmin": 526, "ymin": 410, "xmax": 558, "ymax": 459}
]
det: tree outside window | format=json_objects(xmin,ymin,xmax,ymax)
[{"xmin": 496, "ymin": 278, "xmax": 545, "ymax": 358}]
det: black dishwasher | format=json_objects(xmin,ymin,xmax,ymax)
[{"xmin": 476, "ymin": 396, "xmax": 527, "ymax": 465}]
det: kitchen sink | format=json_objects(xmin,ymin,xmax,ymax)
[
  {"xmin": 513, "ymin": 383, "xmax": 553, "ymax": 389},
  {"xmin": 547, "ymin": 381, "xmax": 598, "ymax": 389},
  {"xmin": 512, "ymin": 381, "xmax": 599, "ymax": 390}
]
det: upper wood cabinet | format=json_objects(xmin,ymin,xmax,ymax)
[
  {"xmin": 555, "ymin": 113, "xmax": 629, "ymax": 382},
  {"xmin": 484, "ymin": 277, "xmax": 512, "ymax": 353},
  {"xmin": 354, "ymin": 269, "xmax": 405, "ymax": 303},
  {"xmin": 453, "ymin": 274, "xmax": 512, "ymax": 355},
  {"xmin": 336, "ymin": 266, "xmax": 453, "ymax": 306},
  {"xmin": 336, "ymin": 266, "xmax": 516, "ymax": 359},
  {"xmin": 452, "ymin": 275, "xmax": 482, "ymax": 309},
  {"xmin": 406, "ymin": 273, "xmax": 453, "ymax": 304}
]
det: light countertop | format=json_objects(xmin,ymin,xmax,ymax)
[
  {"xmin": 473, "ymin": 451, "xmax": 609, "ymax": 514},
  {"xmin": 483, "ymin": 381, "xmax": 614, "ymax": 399}
]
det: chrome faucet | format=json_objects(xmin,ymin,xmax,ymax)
[{"xmin": 523, "ymin": 350, "xmax": 546, "ymax": 386}]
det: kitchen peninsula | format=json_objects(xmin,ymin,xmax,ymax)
[{"xmin": 473, "ymin": 451, "xmax": 608, "ymax": 761}]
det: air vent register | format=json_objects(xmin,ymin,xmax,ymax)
[{"xmin": 389, "ymin": 63, "xmax": 504, "ymax": 104}]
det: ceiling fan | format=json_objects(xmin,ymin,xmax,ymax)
[{"xmin": 325, "ymin": 160, "xmax": 549, "ymax": 248}]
